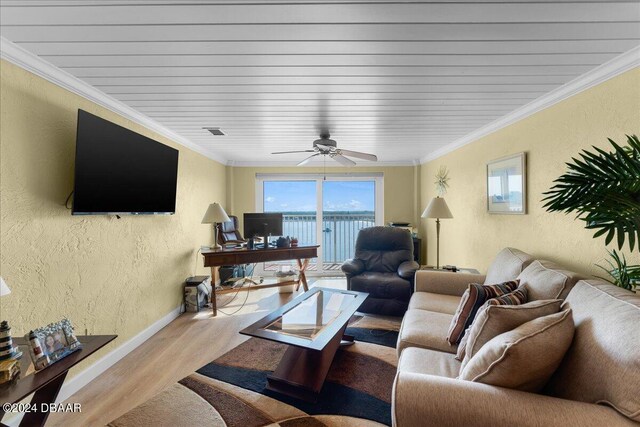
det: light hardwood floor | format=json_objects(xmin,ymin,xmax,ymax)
[{"xmin": 47, "ymin": 278, "xmax": 347, "ymax": 427}]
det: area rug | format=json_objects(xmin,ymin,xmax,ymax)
[{"xmin": 109, "ymin": 315, "xmax": 401, "ymax": 427}]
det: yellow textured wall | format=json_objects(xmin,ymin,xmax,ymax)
[
  {"xmin": 0, "ymin": 60, "xmax": 226, "ymax": 371},
  {"xmin": 419, "ymin": 67, "xmax": 640, "ymax": 275},
  {"xmin": 228, "ymin": 166, "xmax": 419, "ymax": 230}
]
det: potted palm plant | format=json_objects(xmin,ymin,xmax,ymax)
[{"xmin": 543, "ymin": 134, "xmax": 640, "ymax": 291}]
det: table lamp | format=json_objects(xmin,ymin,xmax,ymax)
[
  {"xmin": 201, "ymin": 203, "xmax": 230, "ymax": 250},
  {"xmin": 0, "ymin": 277, "xmax": 10, "ymax": 298},
  {"xmin": 421, "ymin": 197, "xmax": 453, "ymax": 269}
]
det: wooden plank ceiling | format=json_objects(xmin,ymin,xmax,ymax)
[{"xmin": 1, "ymin": 0, "xmax": 639, "ymax": 165}]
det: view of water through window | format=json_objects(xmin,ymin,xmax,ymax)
[{"xmin": 263, "ymin": 180, "xmax": 376, "ymax": 264}]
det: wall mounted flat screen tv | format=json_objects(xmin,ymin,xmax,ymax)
[{"xmin": 72, "ymin": 110, "xmax": 179, "ymax": 215}]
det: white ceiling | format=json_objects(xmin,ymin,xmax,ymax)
[{"xmin": 1, "ymin": 0, "xmax": 639, "ymax": 165}]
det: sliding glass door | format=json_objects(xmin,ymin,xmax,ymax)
[
  {"xmin": 322, "ymin": 180, "xmax": 376, "ymax": 269},
  {"xmin": 263, "ymin": 180, "xmax": 319, "ymax": 271},
  {"xmin": 257, "ymin": 174, "xmax": 383, "ymax": 275}
]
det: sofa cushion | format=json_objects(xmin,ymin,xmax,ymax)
[
  {"xmin": 517, "ymin": 260, "xmax": 584, "ymax": 301},
  {"xmin": 484, "ymin": 247, "xmax": 534, "ymax": 284},
  {"xmin": 455, "ymin": 286, "xmax": 535, "ymax": 361},
  {"xmin": 446, "ymin": 280, "xmax": 519, "ymax": 345},
  {"xmin": 545, "ymin": 280, "xmax": 640, "ymax": 422},
  {"xmin": 397, "ymin": 309, "xmax": 457, "ymax": 356},
  {"xmin": 459, "ymin": 309, "xmax": 574, "ymax": 392},
  {"xmin": 408, "ymin": 292, "xmax": 461, "ymax": 315},
  {"xmin": 398, "ymin": 347, "xmax": 461, "ymax": 379},
  {"xmin": 459, "ymin": 299, "xmax": 563, "ymax": 368}
]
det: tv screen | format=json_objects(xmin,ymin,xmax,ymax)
[{"xmin": 72, "ymin": 110, "xmax": 179, "ymax": 215}]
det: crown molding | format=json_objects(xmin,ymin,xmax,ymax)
[
  {"xmin": 420, "ymin": 45, "xmax": 640, "ymax": 164},
  {"xmin": 0, "ymin": 36, "xmax": 227, "ymax": 165},
  {"xmin": 5, "ymin": 36, "xmax": 636, "ymax": 168},
  {"xmin": 228, "ymin": 159, "xmax": 415, "ymax": 167}
]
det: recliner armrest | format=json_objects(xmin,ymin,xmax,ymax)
[
  {"xmin": 414, "ymin": 270, "xmax": 486, "ymax": 296},
  {"xmin": 341, "ymin": 258, "xmax": 365, "ymax": 276},
  {"xmin": 392, "ymin": 372, "xmax": 633, "ymax": 427},
  {"xmin": 398, "ymin": 260, "xmax": 419, "ymax": 280}
]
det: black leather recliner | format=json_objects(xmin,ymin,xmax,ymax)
[{"xmin": 341, "ymin": 226, "xmax": 419, "ymax": 316}]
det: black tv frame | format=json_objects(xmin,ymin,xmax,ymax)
[{"xmin": 71, "ymin": 110, "xmax": 179, "ymax": 216}]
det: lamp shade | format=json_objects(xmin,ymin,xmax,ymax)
[
  {"xmin": 0, "ymin": 277, "xmax": 11, "ymax": 297},
  {"xmin": 422, "ymin": 197, "xmax": 453, "ymax": 219},
  {"xmin": 201, "ymin": 202, "xmax": 230, "ymax": 224}
]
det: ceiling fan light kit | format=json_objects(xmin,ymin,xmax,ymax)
[{"xmin": 272, "ymin": 133, "xmax": 378, "ymax": 167}]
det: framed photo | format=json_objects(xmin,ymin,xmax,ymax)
[
  {"xmin": 25, "ymin": 318, "xmax": 81, "ymax": 370},
  {"xmin": 487, "ymin": 152, "xmax": 527, "ymax": 214}
]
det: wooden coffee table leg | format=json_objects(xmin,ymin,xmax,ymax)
[
  {"xmin": 19, "ymin": 372, "xmax": 67, "ymax": 427},
  {"xmin": 266, "ymin": 323, "xmax": 347, "ymax": 402}
]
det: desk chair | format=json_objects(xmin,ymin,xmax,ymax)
[
  {"xmin": 215, "ymin": 215, "xmax": 263, "ymax": 288},
  {"xmin": 216, "ymin": 215, "xmax": 246, "ymax": 245}
]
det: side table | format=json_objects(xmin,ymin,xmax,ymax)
[
  {"xmin": 420, "ymin": 266, "xmax": 481, "ymax": 275},
  {"xmin": 0, "ymin": 334, "xmax": 117, "ymax": 427}
]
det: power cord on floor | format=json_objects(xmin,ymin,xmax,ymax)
[
  {"xmin": 216, "ymin": 263, "xmax": 258, "ymax": 316},
  {"xmin": 188, "ymin": 253, "xmax": 260, "ymax": 315}
]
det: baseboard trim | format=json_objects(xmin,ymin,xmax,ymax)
[
  {"xmin": 2, "ymin": 305, "xmax": 182, "ymax": 427},
  {"xmin": 57, "ymin": 305, "xmax": 183, "ymax": 403}
]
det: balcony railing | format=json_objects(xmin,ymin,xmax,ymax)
[{"xmin": 281, "ymin": 211, "xmax": 375, "ymax": 263}]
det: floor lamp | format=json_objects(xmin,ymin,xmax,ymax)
[
  {"xmin": 202, "ymin": 202, "xmax": 230, "ymax": 251},
  {"xmin": 421, "ymin": 197, "xmax": 453, "ymax": 269}
]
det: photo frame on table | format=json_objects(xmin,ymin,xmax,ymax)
[
  {"xmin": 25, "ymin": 318, "xmax": 82, "ymax": 370},
  {"xmin": 486, "ymin": 152, "xmax": 527, "ymax": 214}
]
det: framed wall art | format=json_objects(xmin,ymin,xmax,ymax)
[{"xmin": 487, "ymin": 152, "xmax": 527, "ymax": 214}]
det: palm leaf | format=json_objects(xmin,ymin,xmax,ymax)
[
  {"xmin": 596, "ymin": 249, "xmax": 640, "ymax": 290},
  {"xmin": 542, "ymin": 135, "xmax": 640, "ymax": 252}
]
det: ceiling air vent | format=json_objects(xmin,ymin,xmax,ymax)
[{"xmin": 203, "ymin": 127, "xmax": 225, "ymax": 136}]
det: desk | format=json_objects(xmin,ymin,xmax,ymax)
[
  {"xmin": 0, "ymin": 335, "xmax": 116, "ymax": 427},
  {"xmin": 201, "ymin": 245, "xmax": 319, "ymax": 316}
]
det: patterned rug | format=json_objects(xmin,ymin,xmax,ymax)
[{"xmin": 109, "ymin": 315, "xmax": 401, "ymax": 427}]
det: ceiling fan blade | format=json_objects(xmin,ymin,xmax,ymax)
[
  {"xmin": 332, "ymin": 154, "xmax": 356, "ymax": 167},
  {"xmin": 272, "ymin": 149, "xmax": 316, "ymax": 155},
  {"xmin": 337, "ymin": 149, "xmax": 378, "ymax": 161},
  {"xmin": 297, "ymin": 153, "xmax": 321, "ymax": 166}
]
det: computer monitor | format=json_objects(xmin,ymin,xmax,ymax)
[{"xmin": 243, "ymin": 213, "xmax": 283, "ymax": 243}]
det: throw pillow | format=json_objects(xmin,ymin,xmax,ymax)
[
  {"xmin": 459, "ymin": 299, "xmax": 563, "ymax": 367},
  {"xmin": 455, "ymin": 328, "xmax": 470, "ymax": 360},
  {"xmin": 446, "ymin": 280, "xmax": 519, "ymax": 345},
  {"xmin": 459, "ymin": 309, "xmax": 574, "ymax": 392},
  {"xmin": 455, "ymin": 286, "xmax": 531, "ymax": 361},
  {"xmin": 486, "ymin": 285, "xmax": 528, "ymax": 306}
]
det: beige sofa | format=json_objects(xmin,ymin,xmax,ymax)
[{"xmin": 393, "ymin": 248, "xmax": 640, "ymax": 426}]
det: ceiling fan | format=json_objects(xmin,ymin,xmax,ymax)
[{"xmin": 272, "ymin": 133, "xmax": 378, "ymax": 166}]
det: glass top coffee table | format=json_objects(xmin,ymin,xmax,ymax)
[{"xmin": 240, "ymin": 287, "xmax": 368, "ymax": 402}]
